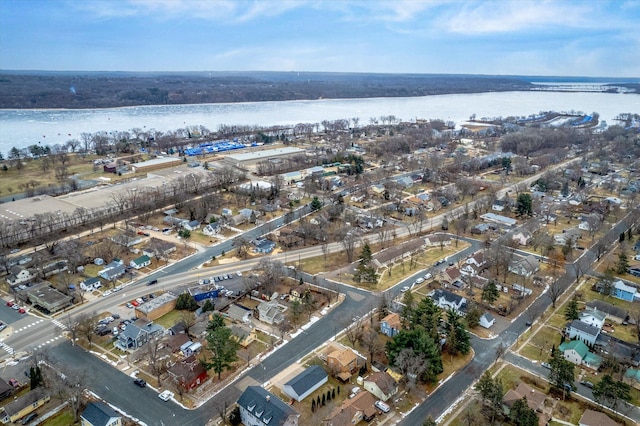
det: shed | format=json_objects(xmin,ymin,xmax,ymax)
[{"xmin": 283, "ymin": 365, "xmax": 328, "ymax": 402}]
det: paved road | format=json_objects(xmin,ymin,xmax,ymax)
[{"xmin": 399, "ymin": 211, "xmax": 638, "ymax": 424}]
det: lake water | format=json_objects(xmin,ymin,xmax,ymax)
[{"xmin": 1, "ymin": 91, "xmax": 639, "ymax": 155}]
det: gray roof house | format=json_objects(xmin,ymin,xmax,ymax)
[
  {"xmin": 585, "ymin": 300, "xmax": 628, "ymax": 323},
  {"xmin": 227, "ymin": 304, "xmax": 253, "ymax": 323},
  {"xmin": 238, "ymin": 386, "xmax": 300, "ymax": 426},
  {"xmin": 98, "ymin": 260, "xmax": 126, "ymax": 281},
  {"xmin": 430, "ymin": 289, "xmax": 467, "ymax": 314},
  {"xmin": 257, "ymin": 300, "xmax": 286, "ymax": 325},
  {"xmin": 6, "ymin": 265, "xmax": 33, "ymax": 285},
  {"xmin": 567, "ymin": 319, "xmax": 600, "ymax": 346},
  {"xmin": 283, "ymin": 365, "xmax": 328, "ymax": 402},
  {"xmin": 508, "ymin": 255, "xmax": 540, "ymax": 277},
  {"xmin": 80, "ymin": 401, "xmax": 122, "ymax": 426},
  {"xmin": 117, "ymin": 318, "xmax": 163, "ymax": 350},
  {"xmin": 479, "ymin": 312, "xmax": 496, "ymax": 329}
]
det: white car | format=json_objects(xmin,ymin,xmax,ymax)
[
  {"xmin": 375, "ymin": 400, "xmax": 391, "ymax": 413},
  {"xmin": 103, "ymin": 290, "xmax": 112, "ymax": 297},
  {"xmin": 424, "ymin": 272, "xmax": 433, "ymax": 280},
  {"xmin": 415, "ymin": 277, "xmax": 424, "ymax": 284},
  {"xmin": 236, "ymin": 271, "xmax": 243, "ymax": 277},
  {"xmin": 400, "ymin": 286, "xmax": 410, "ymax": 292},
  {"xmin": 158, "ymin": 390, "xmax": 174, "ymax": 401}
]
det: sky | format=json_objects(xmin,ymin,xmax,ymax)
[{"xmin": 1, "ymin": 0, "xmax": 639, "ymax": 77}]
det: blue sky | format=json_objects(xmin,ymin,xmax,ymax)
[{"xmin": 1, "ymin": 0, "xmax": 639, "ymax": 77}]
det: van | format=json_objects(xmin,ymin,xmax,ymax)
[{"xmin": 375, "ymin": 400, "xmax": 391, "ymax": 413}]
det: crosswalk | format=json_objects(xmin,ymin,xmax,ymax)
[
  {"xmin": 52, "ymin": 319, "xmax": 68, "ymax": 330},
  {"xmin": 0, "ymin": 341, "xmax": 14, "ymax": 355}
]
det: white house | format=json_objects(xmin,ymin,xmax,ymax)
[
  {"xmin": 6, "ymin": 266, "xmax": 34, "ymax": 285},
  {"xmin": 238, "ymin": 386, "xmax": 299, "ymax": 426},
  {"xmin": 430, "ymin": 289, "xmax": 467, "ymax": 314},
  {"xmin": 202, "ymin": 223, "xmax": 220, "ymax": 236},
  {"xmin": 567, "ymin": 319, "xmax": 600, "ymax": 346},
  {"xmin": 479, "ymin": 313, "xmax": 496, "ymax": 329},
  {"xmin": 508, "ymin": 255, "xmax": 540, "ymax": 277},
  {"xmin": 579, "ymin": 309, "xmax": 605, "ymax": 330},
  {"xmin": 512, "ymin": 230, "xmax": 532, "ymax": 246},
  {"xmin": 363, "ymin": 371, "xmax": 398, "ymax": 402},
  {"xmin": 130, "ymin": 255, "xmax": 151, "ymax": 270}
]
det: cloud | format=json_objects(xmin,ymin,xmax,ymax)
[{"xmin": 442, "ymin": 0, "xmax": 595, "ymax": 34}]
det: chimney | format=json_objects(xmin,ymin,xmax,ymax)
[{"xmin": 266, "ymin": 395, "xmax": 270, "ymax": 403}]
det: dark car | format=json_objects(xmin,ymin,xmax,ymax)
[
  {"xmin": 134, "ymin": 378, "xmax": 146, "ymax": 387},
  {"xmin": 21, "ymin": 413, "xmax": 38, "ymax": 424},
  {"xmin": 580, "ymin": 380, "xmax": 594, "ymax": 389},
  {"xmin": 147, "ymin": 279, "xmax": 158, "ymax": 286}
]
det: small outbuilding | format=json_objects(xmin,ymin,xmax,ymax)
[{"xmin": 283, "ymin": 365, "xmax": 328, "ymax": 402}]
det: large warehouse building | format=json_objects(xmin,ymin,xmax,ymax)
[{"xmin": 223, "ymin": 147, "xmax": 305, "ymax": 168}]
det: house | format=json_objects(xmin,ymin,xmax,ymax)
[
  {"xmin": 80, "ymin": 276, "xmax": 101, "ymax": 291},
  {"xmin": 116, "ymin": 318, "xmax": 163, "ymax": 350},
  {"xmin": 559, "ymin": 340, "xmax": 602, "ymax": 370},
  {"xmin": 257, "ymin": 300, "xmax": 286, "ymax": 325},
  {"xmin": 202, "ymin": 222, "xmax": 220, "ymax": 236},
  {"xmin": 322, "ymin": 391, "xmax": 377, "ymax": 426},
  {"xmin": 554, "ymin": 228, "xmax": 581, "ymax": 246},
  {"xmin": 289, "ymin": 285, "xmax": 311, "ymax": 303},
  {"xmin": 462, "ymin": 251, "xmax": 486, "ymax": 276},
  {"xmin": 143, "ymin": 238, "xmax": 176, "ymax": 258},
  {"xmin": 623, "ymin": 369, "xmax": 640, "ymax": 390},
  {"xmin": 508, "ymin": 255, "xmax": 540, "ymax": 277},
  {"xmin": 237, "ymin": 386, "xmax": 300, "ymax": 426},
  {"xmin": 480, "ymin": 212, "xmax": 517, "ymax": 227},
  {"xmin": 369, "ymin": 184, "xmax": 386, "ymax": 196},
  {"xmin": 424, "ymin": 234, "xmax": 452, "ymax": 247},
  {"xmin": 479, "ymin": 313, "xmax": 496, "ymax": 329},
  {"xmin": 492, "ymin": 199, "xmax": 506, "ymax": 212},
  {"xmin": 380, "ymin": 312, "xmax": 401, "ymax": 337},
  {"xmin": 471, "ymin": 223, "xmax": 491, "ymax": 234},
  {"xmin": 363, "ymin": 371, "xmax": 397, "ymax": 402},
  {"xmin": 230, "ymin": 325, "xmax": 257, "ymax": 348},
  {"xmin": 130, "ymin": 254, "xmax": 151, "ymax": 270},
  {"xmin": 502, "ymin": 382, "xmax": 545, "ymax": 414},
  {"xmin": 110, "ymin": 233, "xmax": 144, "ymax": 247},
  {"xmin": 0, "ymin": 378, "xmax": 13, "ymax": 401},
  {"xmin": 6, "ymin": 265, "xmax": 33, "ymax": 285},
  {"xmin": 612, "ymin": 280, "xmax": 637, "ymax": 302},
  {"xmin": 579, "ymin": 409, "xmax": 621, "ymax": 426},
  {"xmin": 227, "ymin": 304, "xmax": 253, "ymax": 323},
  {"xmin": 442, "ymin": 267, "xmax": 462, "ymax": 283},
  {"xmin": 430, "ymin": 289, "xmax": 467, "ymax": 314},
  {"xmin": 182, "ymin": 220, "xmax": 201, "ymax": 231},
  {"xmin": 80, "ymin": 401, "xmax": 122, "ymax": 426},
  {"xmin": 2, "ymin": 388, "xmax": 50, "ymax": 423},
  {"xmin": 166, "ymin": 333, "xmax": 191, "ymax": 352},
  {"xmin": 283, "ymin": 365, "xmax": 328, "ymax": 402},
  {"xmin": 167, "ymin": 355, "xmax": 208, "ymax": 391},
  {"xmin": 512, "ymin": 230, "xmax": 532, "ymax": 246},
  {"xmin": 253, "ymin": 238, "xmax": 276, "ymax": 254},
  {"xmin": 585, "ymin": 300, "xmax": 628, "ymax": 324},
  {"xmin": 98, "ymin": 260, "xmax": 126, "ymax": 281},
  {"xmin": 579, "ymin": 309, "xmax": 606, "ymax": 330},
  {"xmin": 163, "ymin": 216, "xmax": 185, "ymax": 227},
  {"xmin": 239, "ymin": 208, "xmax": 258, "ymax": 223},
  {"xmin": 567, "ymin": 319, "xmax": 600, "ymax": 346},
  {"xmin": 327, "ymin": 347, "xmax": 358, "ymax": 381}
]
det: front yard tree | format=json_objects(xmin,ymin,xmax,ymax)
[
  {"xmin": 203, "ymin": 314, "xmax": 240, "ymax": 379},
  {"xmin": 616, "ymin": 250, "xmax": 629, "ymax": 274},
  {"xmin": 593, "ymin": 374, "xmax": 631, "ymax": 410},
  {"xmin": 354, "ymin": 242, "xmax": 378, "ymax": 284},
  {"xmin": 564, "ymin": 296, "xmax": 580, "ymax": 321},
  {"xmin": 548, "ymin": 349, "xmax": 575, "ymax": 399},
  {"xmin": 476, "ymin": 371, "xmax": 504, "ymax": 424},
  {"xmin": 310, "ymin": 196, "xmax": 323, "ymax": 211},
  {"xmin": 516, "ymin": 193, "xmax": 533, "ymax": 217},
  {"xmin": 509, "ymin": 397, "xmax": 539, "ymax": 426},
  {"xmin": 481, "ymin": 281, "xmax": 499, "ymax": 305},
  {"xmin": 444, "ymin": 308, "xmax": 470, "ymax": 357}
]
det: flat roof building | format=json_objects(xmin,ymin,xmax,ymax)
[
  {"xmin": 224, "ymin": 147, "xmax": 305, "ymax": 168},
  {"xmin": 130, "ymin": 157, "xmax": 182, "ymax": 173}
]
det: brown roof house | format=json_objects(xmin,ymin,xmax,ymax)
[
  {"xmin": 502, "ymin": 382, "xmax": 545, "ymax": 414},
  {"xmin": 363, "ymin": 371, "xmax": 398, "ymax": 402},
  {"xmin": 322, "ymin": 391, "xmax": 377, "ymax": 426},
  {"xmin": 579, "ymin": 409, "xmax": 621, "ymax": 426},
  {"xmin": 327, "ymin": 346, "xmax": 359, "ymax": 382}
]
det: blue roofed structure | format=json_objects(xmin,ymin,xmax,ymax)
[{"xmin": 283, "ymin": 365, "xmax": 328, "ymax": 402}]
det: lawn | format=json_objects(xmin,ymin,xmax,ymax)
[
  {"xmin": 42, "ymin": 409, "xmax": 77, "ymax": 426},
  {"xmin": 153, "ymin": 309, "xmax": 185, "ymax": 329}
]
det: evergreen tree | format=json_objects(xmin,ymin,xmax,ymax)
[
  {"xmin": 354, "ymin": 243, "xmax": 378, "ymax": 284},
  {"xmin": 564, "ymin": 296, "xmax": 580, "ymax": 321},
  {"xmin": 332, "ymin": 388, "xmax": 335, "ymax": 399},
  {"xmin": 444, "ymin": 308, "xmax": 470, "ymax": 356},
  {"xmin": 310, "ymin": 196, "xmax": 323, "ymax": 211},
  {"xmin": 229, "ymin": 406, "xmax": 242, "ymax": 426},
  {"xmin": 510, "ymin": 397, "xmax": 539, "ymax": 426},
  {"xmin": 476, "ymin": 371, "xmax": 504, "ymax": 424},
  {"xmin": 327, "ymin": 390, "xmax": 331, "ymax": 401},
  {"xmin": 481, "ymin": 281, "xmax": 499, "ymax": 304},
  {"xmin": 593, "ymin": 374, "xmax": 631, "ymax": 410},
  {"xmin": 317, "ymin": 395, "xmax": 321, "ymax": 406},
  {"xmin": 202, "ymin": 314, "xmax": 240, "ymax": 379},
  {"xmin": 616, "ymin": 250, "xmax": 629, "ymax": 274},
  {"xmin": 516, "ymin": 193, "xmax": 533, "ymax": 217},
  {"xmin": 176, "ymin": 293, "xmax": 199, "ymax": 311},
  {"xmin": 322, "ymin": 394, "xmax": 326, "ymax": 405},
  {"xmin": 548, "ymin": 349, "xmax": 575, "ymax": 399},
  {"xmin": 311, "ymin": 399, "xmax": 316, "ymax": 412}
]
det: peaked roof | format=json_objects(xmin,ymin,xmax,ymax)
[
  {"xmin": 579, "ymin": 409, "xmax": 620, "ymax": 426},
  {"xmin": 503, "ymin": 382, "xmax": 545, "ymax": 410},
  {"xmin": 585, "ymin": 300, "xmax": 628, "ymax": 320},
  {"xmin": 559, "ymin": 340, "xmax": 589, "ymax": 358},
  {"xmin": 381, "ymin": 312, "xmax": 401, "ymax": 329},
  {"xmin": 81, "ymin": 401, "xmax": 120, "ymax": 426},
  {"xmin": 569, "ymin": 319, "xmax": 600, "ymax": 337},
  {"xmin": 324, "ymin": 390, "xmax": 377, "ymax": 425},
  {"xmin": 132, "ymin": 254, "xmax": 151, "ymax": 265},
  {"xmin": 431, "ymin": 289, "xmax": 466, "ymax": 306},
  {"xmin": 580, "ymin": 309, "xmax": 606, "ymax": 323},
  {"xmin": 237, "ymin": 386, "xmax": 299, "ymax": 426},
  {"xmin": 284, "ymin": 365, "xmax": 328, "ymax": 397},
  {"xmin": 365, "ymin": 371, "xmax": 397, "ymax": 395}
]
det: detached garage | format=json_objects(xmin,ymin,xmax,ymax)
[{"xmin": 283, "ymin": 365, "xmax": 328, "ymax": 402}]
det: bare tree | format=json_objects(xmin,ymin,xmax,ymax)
[
  {"xmin": 344, "ymin": 320, "xmax": 365, "ymax": 348},
  {"xmin": 146, "ymin": 334, "xmax": 167, "ymax": 386},
  {"xmin": 341, "ymin": 231, "xmax": 359, "ymax": 263},
  {"xmin": 360, "ymin": 328, "xmax": 383, "ymax": 365},
  {"xmin": 547, "ymin": 279, "xmax": 564, "ymax": 308}
]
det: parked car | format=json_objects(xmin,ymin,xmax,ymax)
[
  {"xmin": 541, "ymin": 362, "xmax": 551, "ymax": 369},
  {"xmin": 6, "ymin": 301, "xmax": 14, "ymax": 307},
  {"xmin": 0, "ymin": 323, "xmax": 6, "ymax": 332},
  {"xmin": 21, "ymin": 412, "xmax": 38, "ymax": 425},
  {"xmin": 401, "ymin": 286, "xmax": 410, "ymax": 292},
  {"xmin": 158, "ymin": 390, "xmax": 174, "ymax": 401},
  {"xmin": 11, "ymin": 304, "xmax": 19, "ymax": 310},
  {"xmin": 415, "ymin": 277, "xmax": 424, "ymax": 284},
  {"xmin": 126, "ymin": 303, "xmax": 134, "ymax": 309},
  {"xmin": 236, "ymin": 271, "xmax": 243, "ymax": 277},
  {"xmin": 375, "ymin": 400, "xmax": 391, "ymax": 413},
  {"xmin": 131, "ymin": 301, "xmax": 139, "ymax": 307},
  {"xmin": 134, "ymin": 378, "xmax": 147, "ymax": 387},
  {"xmin": 424, "ymin": 272, "xmax": 433, "ymax": 280},
  {"xmin": 579, "ymin": 380, "xmax": 594, "ymax": 389},
  {"xmin": 18, "ymin": 308, "xmax": 26, "ymax": 314}
]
